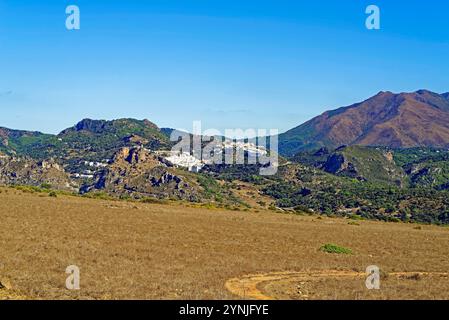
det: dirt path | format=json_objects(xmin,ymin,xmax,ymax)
[{"xmin": 225, "ymin": 270, "xmax": 449, "ymax": 300}]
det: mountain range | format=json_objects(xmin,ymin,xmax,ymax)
[
  {"xmin": 2, "ymin": 90, "xmax": 449, "ymax": 159},
  {"xmin": 2, "ymin": 89, "xmax": 449, "ymax": 224}
]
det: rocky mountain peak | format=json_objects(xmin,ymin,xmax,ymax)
[{"xmin": 74, "ymin": 119, "xmax": 107, "ymax": 133}]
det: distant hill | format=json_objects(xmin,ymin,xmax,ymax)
[
  {"xmin": 58, "ymin": 118, "xmax": 171, "ymax": 153},
  {"xmin": 0, "ymin": 119, "xmax": 172, "ymax": 172},
  {"xmin": 3, "ymin": 113, "xmax": 449, "ymax": 223},
  {"xmin": 279, "ymin": 90, "xmax": 449, "ymax": 157},
  {"xmin": 291, "ymin": 146, "xmax": 406, "ymax": 186},
  {"xmin": 0, "ymin": 127, "xmax": 55, "ymax": 157}
]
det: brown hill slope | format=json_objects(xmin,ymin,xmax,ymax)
[{"xmin": 279, "ymin": 90, "xmax": 449, "ymax": 156}]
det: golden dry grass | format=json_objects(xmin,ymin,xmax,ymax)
[{"xmin": 1, "ymin": 186, "xmax": 449, "ymax": 300}]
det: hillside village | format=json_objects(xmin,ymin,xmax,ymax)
[{"xmin": 2, "ymin": 91, "xmax": 449, "ymax": 224}]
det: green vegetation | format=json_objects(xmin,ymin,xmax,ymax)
[
  {"xmin": 82, "ymin": 191, "xmax": 114, "ymax": 200},
  {"xmin": 1, "ymin": 119, "xmax": 172, "ymax": 174},
  {"xmin": 262, "ymin": 146, "xmax": 449, "ymax": 225},
  {"xmin": 320, "ymin": 243, "xmax": 353, "ymax": 254},
  {"xmin": 294, "ymin": 145, "xmax": 406, "ymax": 186},
  {"xmin": 197, "ymin": 173, "xmax": 246, "ymax": 206},
  {"xmin": 263, "ymin": 177, "xmax": 449, "ymax": 224},
  {"xmin": 4, "ymin": 119, "xmax": 449, "ymax": 226},
  {"xmin": 393, "ymin": 147, "xmax": 449, "ymax": 167},
  {"xmin": 140, "ymin": 197, "xmax": 168, "ymax": 204}
]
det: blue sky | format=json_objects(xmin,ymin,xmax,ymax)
[{"xmin": 0, "ymin": 0, "xmax": 449, "ymax": 134}]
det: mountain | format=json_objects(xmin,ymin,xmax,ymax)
[
  {"xmin": 0, "ymin": 127, "xmax": 54, "ymax": 157},
  {"xmin": 3, "ymin": 113, "xmax": 449, "ymax": 223},
  {"xmin": 58, "ymin": 118, "xmax": 171, "ymax": 155},
  {"xmin": 0, "ymin": 118, "xmax": 173, "ymax": 174},
  {"xmin": 279, "ymin": 90, "xmax": 449, "ymax": 157}
]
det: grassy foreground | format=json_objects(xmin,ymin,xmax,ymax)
[{"xmin": 1, "ymin": 186, "xmax": 449, "ymax": 300}]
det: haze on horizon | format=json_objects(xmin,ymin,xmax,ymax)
[{"xmin": 1, "ymin": 0, "xmax": 449, "ymax": 135}]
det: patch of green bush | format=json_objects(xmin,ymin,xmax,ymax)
[
  {"xmin": 140, "ymin": 197, "xmax": 167, "ymax": 205},
  {"xmin": 320, "ymin": 243, "xmax": 353, "ymax": 255}
]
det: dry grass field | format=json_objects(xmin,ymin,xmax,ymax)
[{"xmin": 1, "ymin": 186, "xmax": 449, "ymax": 300}]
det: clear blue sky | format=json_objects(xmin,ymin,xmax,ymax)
[{"xmin": 1, "ymin": 0, "xmax": 449, "ymax": 134}]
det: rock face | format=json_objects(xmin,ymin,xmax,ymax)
[
  {"xmin": 0, "ymin": 156, "xmax": 76, "ymax": 191},
  {"xmin": 87, "ymin": 147, "xmax": 202, "ymax": 201},
  {"xmin": 323, "ymin": 153, "xmax": 359, "ymax": 178},
  {"xmin": 321, "ymin": 146, "xmax": 406, "ymax": 186},
  {"xmin": 279, "ymin": 90, "xmax": 449, "ymax": 156}
]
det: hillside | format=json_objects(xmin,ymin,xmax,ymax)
[
  {"xmin": 1, "ymin": 119, "xmax": 171, "ymax": 160},
  {"xmin": 322, "ymin": 146, "xmax": 405, "ymax": 186},
  {"xmin": 279, "ymin": 90, "xmax": 449, "ymax": 156},
  {"xmin": 0, "ymin": 156, "xmax": 76, "ymax": 191},
  {"xmin": 0, "ymin": 127, "xmax": 56, "ymax": 157},
  {"xmin": 83, "ymin": 146, "xmax": 239, "ymax": 203},
  {"xmin": 58, "ymin": 118, "xmax": 171, "ymax": 153}
]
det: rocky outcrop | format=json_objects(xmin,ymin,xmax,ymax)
[
  {"xmin": 86, "ymin": 147, "xmax": 202, "ymax": 201},
  {"xmin": 323, "ymin": 153, "xmax": 360, "ymax": 179},
  {"xmin": 321, "ymin": 146, "xmax": 405, "ymax": 186},
  {"xmin": 0, "ymin": 156, "xmax": 77, "ymax": 191}
]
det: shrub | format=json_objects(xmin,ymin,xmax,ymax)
[
  {"xmin": 83, "ymin": 191, "xmax": 113, "ymax": 200},
  {"xmin": 293, "ymin": 205, "xmax": 312, "ymax": 214},
  {"xmin": 48, "ymin": 191, "xmax": 57, "ymax": 197},
  {"xmin": 140, "ymin": 197, "xmax": 167, "ymax": 205},
  {"xmin": 320, "ymin": 243, "xmax": 353, "ymax": 255},
  {"xmin": 119, "ymin": 194, "xmax": 131, "ymax": 200},
  {"xmin": 387, "ymin": 217, "xmax": 401, "ymax": 223},
  {"xmin": 348, "ymin": 214, "xmax": 365, "ymax": 221},
  {"xmin": 41, "ymin": 183, "xmax": 52, "ymax": 190}
]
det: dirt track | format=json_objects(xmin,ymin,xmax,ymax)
[{"xmin": 225, "ymin": 270, "xmax": 449, "ymax": 300}]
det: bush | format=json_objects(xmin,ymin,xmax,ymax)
[
  {"xmin": 41, "ymin": 183, "xmax": 52, "ymax": 190},
  {"xmin": 83, "ymin": 191, "xmax": 113, "ymax": 200},
  {"xmin": 348, "ymin": 214, "xmax": 365, "ymax": 221},
  {"xmin": 387, "ymin": 217, "xmax": 401, "ymax": 223},
  {"xmin": 48, "ymin": 191, "xmax": 57, "ymax": 197},
  {"xmin": 140, "ymin": 197, "xmax": 167, "ymax": 205},
  {"xmin": 320, "ymin": 243, "xmax": 353, "ymax": 254},
  {"xmin": 119, "ymin": 194, "xmax": 132, "ymax": 201}
]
